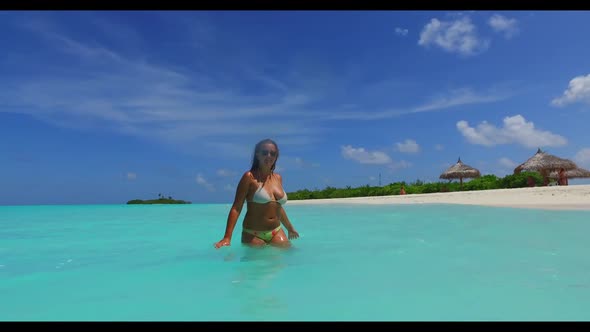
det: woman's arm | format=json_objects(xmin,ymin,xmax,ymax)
[
  {"xmin": 276, "ymin": 173, "xmax": 299, "ymax": 239},
  {"xmin": 214, "ymin": 172, "xmax": 250, "ymax": 248},
  {"xmin": 279, "ymin": 207, "xmax": 299, "ymax": 240}
]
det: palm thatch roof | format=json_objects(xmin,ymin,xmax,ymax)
[
  {"xmin": 513, "ymin": 148, "xmax": 578, "ymax": 174},
  {"xmin": 440, "ymin": 158, "xmax": 481, "ymax": 180},
  {"xmin": 549, "ymin": 167, "xmax": 590, "ymax": 179},
  {"xmin": 439, "ymin": 158, "xmax": 481, "ymax": 185}
]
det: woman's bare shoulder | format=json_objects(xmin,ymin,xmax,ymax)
[
  {"xmin": 241, "ymin": 171, "xmax": 255, "ymax": 181},
  {"xmin": 236, "ymin": 171, "xmax": 257, "ymax": 193}
]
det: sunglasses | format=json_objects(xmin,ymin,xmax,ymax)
[{"xmin": 259, "ymin": 149, "xmax": 277, "ymax": 157}]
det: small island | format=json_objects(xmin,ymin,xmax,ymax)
[{"xmin": 127, "ymin": 193, "xmax": 191, "ymax": 205}]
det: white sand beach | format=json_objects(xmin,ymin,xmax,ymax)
[{"xmin": 288, "ymin": 184, "xmax": 590, "ymax": 211}]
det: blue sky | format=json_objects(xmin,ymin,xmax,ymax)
[{"xmin": 2, "ymin": 10, "xmax": 590, "ymax": 205}]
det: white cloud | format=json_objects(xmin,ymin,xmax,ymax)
[
  {"xmin": 216, "ymin": 169, "xmax": 236, "ymax": 177},
  {"xmin": 293, "ymin": 157, "xmax": 320, "ymax": 168},
  {"xmin": 127, "ymin": 172, "xmax": 137, "ymax": 180},
  {"xmin": 551, "ymin": 74, "xmax": 590, "ymax": 107},
  {"xmin": 224, "ymin": 184, "xmax": 235, "ymax": 192},
  {"xmin": 456, "ymin": 114, "xmax": 568, "ymax": 148},
  {"xmin": 488, "ymin": 14, "xmax": 519, "ymax": 39},
  {"xmin": 341, "ymin": 145, "xmax": 392, "ymax": 164},
  {"xmin": 196, "ymin": 173, "xmax": 215, "ymax": 192},
  {"xmin": 574, "ymin": 148, "xmax": 590, "ymax": 167},
  {"xmin": 1, "ymin": 19, "xmax": 322, "ymax": 157},
  {"xmin": 418, "ymin": 17, "xmax": 490, "ymax": 56},
  {"xmin": 498, "ymin": 157, "xmax": 517, "ymax": 168},
  {"xmin": 395, "ymin": 139, "xmax": 421, "ymax": 153},
  {"xmin": 395, "ymin": 27, "xmax": 409, "ymax": 36},
  {"xmin": 276, "ymin": 156, "xmax": 319, "ymax": 170},
  {"xmin": 388, "ymin": 160, "xmax": 412, "ymax": 170},
  {"xmin": 412, "ymin": 88, "xmax": 501, "ymax": 113},
  {"xmin": 324, "ymin": 87, "xmax": 508, "ymax": 120},
  {"xmin": 434, "ymin": 144, "xmax": 444, "ymax": 151}
]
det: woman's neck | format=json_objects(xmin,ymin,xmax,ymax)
[{"xmin": 256, "ymin": 168, "xmax": 272, "ymax": 180}]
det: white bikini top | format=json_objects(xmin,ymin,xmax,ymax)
[{"xmin": 251, "ymin": 184, "xmax": 288, "ymax": 205}]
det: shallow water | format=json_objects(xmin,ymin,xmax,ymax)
[{"xmin": 1, "ymin": 203, "xmax": 589, "ymax": 321}]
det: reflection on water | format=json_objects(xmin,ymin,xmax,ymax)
[{"xmin": 226, "ymin": 246, "xmax": 290, "ymax": 319}]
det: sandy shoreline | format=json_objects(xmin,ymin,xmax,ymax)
[{"xmin": 288, "ymin": 184, "xmax": 590, "ymax": 211}]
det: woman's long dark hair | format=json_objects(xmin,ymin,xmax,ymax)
[{"xmin": 250, "ymin": 138, "xmax": 279, "ymax": 174}]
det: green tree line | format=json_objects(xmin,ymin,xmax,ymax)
[
  {"xmin": 287, "ymin": 172, "xmax": 544, "ymax": 200},
  {"xmin": 127, "ymin": 193, "xmax": 191, "ymax": 205}
]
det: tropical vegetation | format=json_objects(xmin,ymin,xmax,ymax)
[
  {"xmin": 127, "ymin": 193, "xmax": 191, "ymax": 204},
  {"xmin": 287, "ymin": 172, "xmax": 544, "ymax": 200}
]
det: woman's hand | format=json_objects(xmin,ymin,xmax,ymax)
[
  {"xmin": 214, "ymin": 238, "xmax": 231, "ymax": 249},
  {"xmin": 288, "ymin": 229, "xmax": 299, "ymax": 240}
]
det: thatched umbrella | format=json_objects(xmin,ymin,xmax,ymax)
[
  {"xmin": 513, "ymin": 148, "xmax": 577, "ymax": 185},
  {"xmin": 440, "ymin": 157, "xmax": 481, "ymax": 189},
  {"xmin": 548, "ymin": 167, "xmax": 590, "ymax": 179}
]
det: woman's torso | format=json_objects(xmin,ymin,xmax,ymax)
[{"xmin": 243, "ymin": 172, "xmax": 287, "ymax": 231}]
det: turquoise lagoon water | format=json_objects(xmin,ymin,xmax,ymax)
[{"xmin": 1, "ymin": 203, "xmax": 590, "ymax": 321}]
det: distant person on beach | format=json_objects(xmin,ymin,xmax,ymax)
[
  {"xmin": 215, "ymin": 138, "xmax": 299, "ymax": 249},
  {"xmin": 527, "ymin": 176, "xmax": 536, "ymax": 187},
  {"xmin": 558, "ymin": 168, "xmax": 569, "ymax": 186},
  {"xmin": 400, "ymin": 185, "xmax": 406, "ymax": 195}
]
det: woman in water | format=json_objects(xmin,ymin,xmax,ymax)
[{"xmin": 214, "ymin": 138, "xmax": 299, "ymax": 248}]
